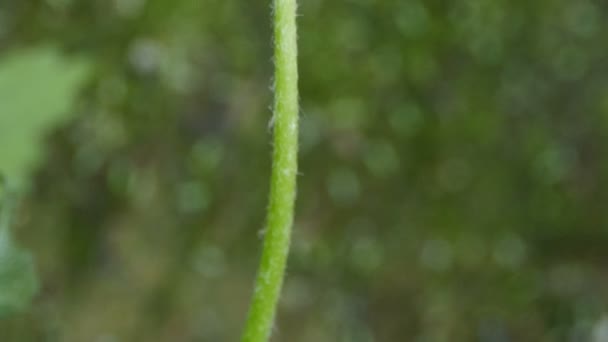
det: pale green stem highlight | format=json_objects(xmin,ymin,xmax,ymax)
[{"xmin": 241, "ymin": 0, "xmax": 299, "ymax": 341}]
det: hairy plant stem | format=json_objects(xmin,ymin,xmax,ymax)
[{"xmin": 241, "ymin": 0, "xmax": 299, "ymax": 341}]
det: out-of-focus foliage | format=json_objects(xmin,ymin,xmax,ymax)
[
  {"xmin": 1, "ymin": 0, "xmax": 608, "ymax": 341},
  {"xmin": 0, "ymin": 184, "xmax": 38, "ymax": 318},
  {"xmin": 0, "ymin": 229, "xmax": 38, "ymax": 318},
  {"xmin": 0, "ymin": 47, "xmax": 90, "ymax": 186}
]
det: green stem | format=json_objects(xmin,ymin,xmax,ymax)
[{"xmin": 241, "ymin": 0, "xmax": 299, "ymax": 341}]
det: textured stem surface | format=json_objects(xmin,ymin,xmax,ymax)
[{"xmin": 241, "ymin": 0, "xmax": 299, "ymax": 341}]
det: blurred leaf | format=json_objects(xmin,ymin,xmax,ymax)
[
  {"xmin": 0, "ymin": 230, "xmax": 38, "ymax": 317},
  {"xmin": 0, "ymin": 183, "xmax": 38, "ymax": 317},
  {"xmin": 0, "ymin": 46, "xmax": 90, "ymax": 186}
]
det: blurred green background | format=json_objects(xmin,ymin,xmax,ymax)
[{"xmin": 2, "ymin": 0, "xmax": 608, "ymax": 341}]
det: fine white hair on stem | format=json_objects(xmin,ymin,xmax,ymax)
[{"xmin": 242, "ymin": 0, "xmax": 299, "ymax": 341}]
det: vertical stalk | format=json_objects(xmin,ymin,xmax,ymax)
[{"xmin": 241, "ymin": 0, "xmax": 299, "ymax": 341}]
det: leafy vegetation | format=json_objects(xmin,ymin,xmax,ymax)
[
  {"xmin": 1, "ymin": 0, "xmax": 608, "ymax": 341},
  {"xmin": 0, "ymin": 179, "xmax": 38, "ymax": 317},
  {"xmin": 0, "ymin": 47, "xmax": 90, "ymax": 186}
]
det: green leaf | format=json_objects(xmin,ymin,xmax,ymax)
[
  {"xmin": 0, "ymin": 181, "xmax": 38, "ymax": 317},
  {"xmin": 0, "ymin": 46, "xmax": 90, "ymax": 186},
  {"xmin": 0, "ymin": 230, "xmax": 38, "ymax": 317}
]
